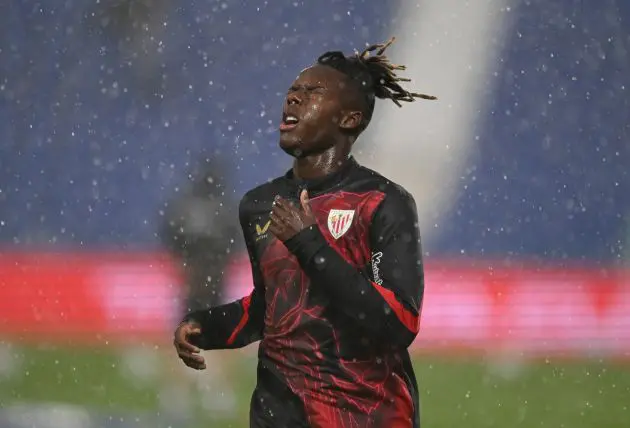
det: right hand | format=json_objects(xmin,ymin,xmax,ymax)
[{"xmin": 173, "ymin": 321, "xmax": 206, "ymax": 370}]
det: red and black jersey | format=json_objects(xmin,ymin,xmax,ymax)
[{"xmin": 186, "ymin": 157, "xmax": 425, "ymax": 428}]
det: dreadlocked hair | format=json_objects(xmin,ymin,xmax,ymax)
[
  {"xmin": 317, "ymin": 37, "xmax": 435, "ymax": 133},
  {"xmin": 355, "ymin": 37, "xmax": 437, "ymax": 106},
  {"xmin": 317, "ymin": 37, "xmax": 436, "ymax": 109}
]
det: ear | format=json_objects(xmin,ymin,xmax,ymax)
[{"xmin": 339, "ymin": 110, "xmax": 363, "ymax": 132}]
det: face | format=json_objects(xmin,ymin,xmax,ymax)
[{"xmin": 278, "ymin": 64, "xmax": 363, "ymax": 157}]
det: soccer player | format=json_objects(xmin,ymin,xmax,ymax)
[{"xmin": 173, "ymin": 38, "xmax": 435, "ymax": 428}]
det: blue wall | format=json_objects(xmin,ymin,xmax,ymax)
[
  {"xmin": 432, "ymin": 0, "xmax": 630, "ymax": 262},
  {"xmin": 1, "ymin": 0, "xmax": 628, "ymax": 262},
  {"xmin": 0, "ymin": 0, "xmax": 395, "ymax": 246}
]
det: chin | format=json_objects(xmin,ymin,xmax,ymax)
[
  {"xmin": 279, "ymin": 134, "xmax": 303, "ymax": 157},
  {"xmin": 279, "ymin": 144, "xmax": 306, "ymax": 158}
]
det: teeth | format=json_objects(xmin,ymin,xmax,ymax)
[{"xmin": 285, "ymin": 115, "xmax": 298, "ymax": 124}]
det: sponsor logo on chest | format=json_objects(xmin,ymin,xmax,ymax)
[{"xmin": 255, "ymin": 219, "xmax": 271, "ymax": 242}]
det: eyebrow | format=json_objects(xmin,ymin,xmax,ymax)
[{"xmin": 289, "ymin": 84, "xmax": 326, "ymax": 91}]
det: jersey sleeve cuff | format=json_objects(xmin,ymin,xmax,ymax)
[{"xmin": 284, "ymin": 225, "xmax": 329, "ymax": 266}]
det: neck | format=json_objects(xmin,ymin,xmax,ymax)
[{"xmin": 292, "ymin": 147, "xmax": 350, "ymax": 181}]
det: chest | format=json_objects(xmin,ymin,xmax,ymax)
[{"xmin": 249, "ymin": 190, "xmax": 384, "ymax": 266}]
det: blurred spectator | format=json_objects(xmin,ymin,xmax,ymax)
[
  {"xmin": 161, "ymin": 157, "xmax": 239, "ymax": 314},
  {"xmin": 159, "ymin": 156, "xmax": 240, "ymax": 419}
]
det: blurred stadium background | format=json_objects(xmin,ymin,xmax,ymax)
[{"xmin": 1, "ymin": 0, "xmax": 629, "ymax": 427}]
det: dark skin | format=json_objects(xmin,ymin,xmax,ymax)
[
  {"xmin": 271, "ymin": 65, "xmax": 365, "ymax": 241},
  {"xmin": 174, "ymin": 320, "xmax": 206, "ymax": 369},
  {"xmin": 174, "ymin": 64, "xmax": 365, "ymax": 370}
]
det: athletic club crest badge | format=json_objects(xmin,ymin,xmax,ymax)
[{"xmin": 327, "ymin": 209, "xmax": 355, "ymax": 239}]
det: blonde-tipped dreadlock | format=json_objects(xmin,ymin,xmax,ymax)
[
  {"xmin": 317, "ymin": 37, "xmax": 435, "ymax": 134},
  {"xmin": 354, "ymin": 37, "xmax": 437, "ymax": 106}
]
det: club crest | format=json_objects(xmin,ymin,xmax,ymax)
[{"xmin": 327, "ymin": 209, "xmax": 355, "ymax": 239}]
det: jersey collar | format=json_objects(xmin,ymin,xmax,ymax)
[{"xmin": 284, "ymin": 156, "xmax": 357, "ymax": 196}]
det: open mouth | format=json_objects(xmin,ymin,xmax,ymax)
[{"xmin": 279, "ymin": 114, "xmax": 299, "ymax": 132}]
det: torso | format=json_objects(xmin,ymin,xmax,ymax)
[{"xmin": 240, "ymin": 160, "xmax": 418, "ymax": 427}]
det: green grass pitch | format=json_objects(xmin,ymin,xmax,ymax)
[{"xmin": 0, "ymin": 343, "xmax": 628, "ymax": 427}]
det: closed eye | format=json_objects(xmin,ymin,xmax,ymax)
[{"xmin": 288, "ymin": 85, "xmax": 326, "ymax": 94}]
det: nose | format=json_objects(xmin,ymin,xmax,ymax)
[{"xmin": 286, "ymin": 92, "xmax": 301, "ymax": 106}]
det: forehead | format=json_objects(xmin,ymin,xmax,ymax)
[{"xmin": 292, "ymin": 64, "xmax": 347, "ymax": 88}]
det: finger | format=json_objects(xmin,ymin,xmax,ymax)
[
  {"xmin": 177, "ymin": 348, "xmax": 206, "ymax": 370},
  {"xmin": 272, "ymin": 196, "xmax": 292, "ymax": 214},
  {"xmin": 180, "ymin": 355, "xmax": 207, "ymax": 370},
  {"xmin": 271, "ymin": 204, "xmax": 288, "ymax": 218},
  {"xmin": 276, "ymin": 195, "xmax": 301, "ymax": 214},
  {"xmin": 271, "ymin": 205, "xmax": 294, "ymax": 227},
  {"xmin": 300, "ymin": 190, "xmax": 312, "ymax": 215},
  {"xmin": 175, "ymin": 336, "xmax": 201, "ymax": 354},
  {"xmin": 268, "ymin": 214, "xmax": 285, "ymax": 236},
  {"xmin": 268, "ymin": 224, "xmax": 283, "ymax": 238},
  {"xmin": 270, "ymin": 209, "xmax": 285, "ymax": 225},
  {"xmin": 177, "ymin": 348, "xmax": 203, "ymax": 361}
]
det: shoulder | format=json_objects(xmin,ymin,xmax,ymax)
[
  {"xmin": 238, "ymin": 176, "xmax": 285, "ymax": 222},
  {"xmin": 354, "ymin": 163, "xmax": 417, "ymax": 210},
  {"xmin": 352, "ymin": 165, "xmax": 420, "ymax": 238}
]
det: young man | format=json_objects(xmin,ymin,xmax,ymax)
[{"xmin": 173, "ymin": 38, "xmax": 436, "ymax": 428}]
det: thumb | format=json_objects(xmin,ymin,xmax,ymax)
[{"xmin": 300, "ymin": 189, "xmax": 312, "ymax": 215}]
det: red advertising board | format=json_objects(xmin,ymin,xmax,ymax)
[
  {"xmin": 1, "ymin": 252, "xmax": 629, "ymax": 358},
  {"xmin": 0, "ymin": 253, "xmax": 181, "ymax": 342},
  {"xmin": 418, "ymin": 263, "xmax": 630, "ymax": 357}
]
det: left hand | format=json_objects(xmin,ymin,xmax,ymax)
[{"xmin": 269, "ymin": 190, "xmax": 317, "ymax": 241}]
